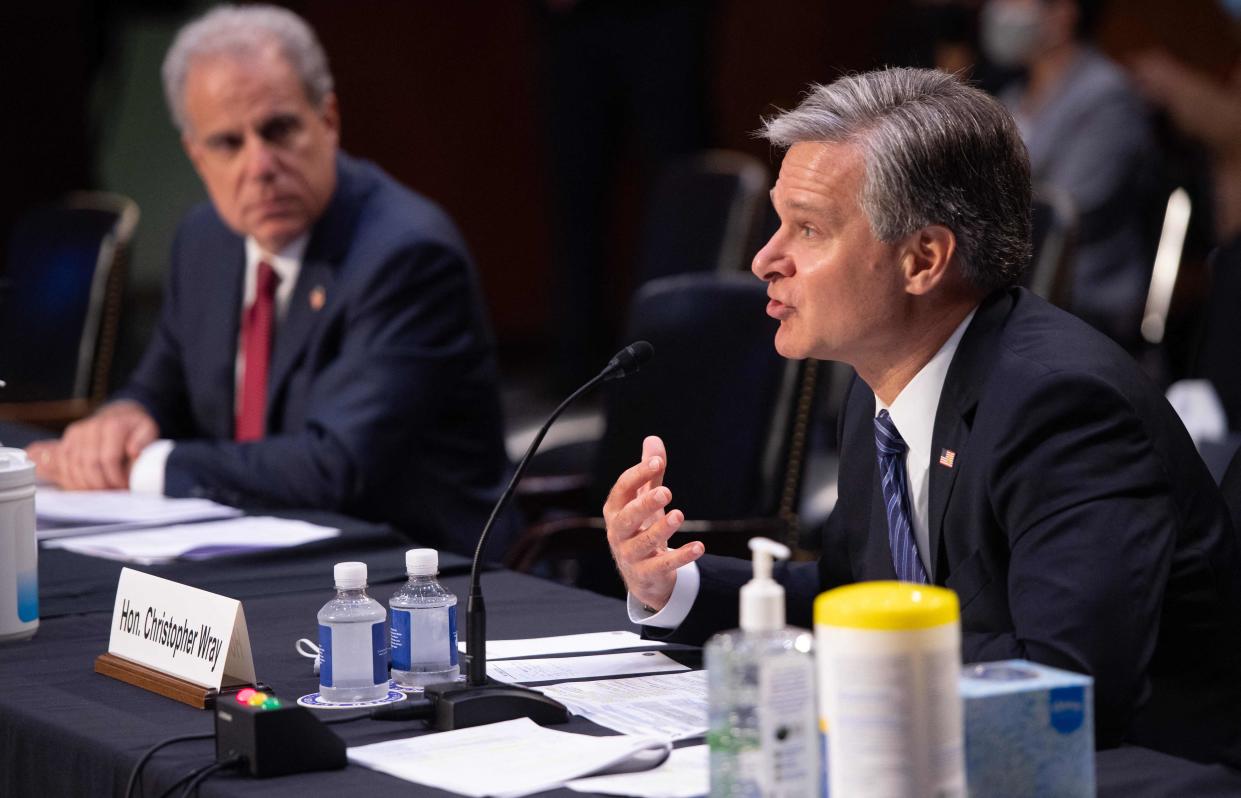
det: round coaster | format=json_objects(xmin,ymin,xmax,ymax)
[{"xmin": 297, "ymin": 689, "xmax": 406, "ymax": 709}]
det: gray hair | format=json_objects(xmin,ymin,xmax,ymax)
[
  {"xmin": 162, "ymin": 4, "xmax": 334, "ymax": 133},
  {"xmin": 761, "ymin": 68, "xmax": 1031, "ymax": 292}
]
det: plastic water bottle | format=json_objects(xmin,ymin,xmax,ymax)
[
  {"xmin": 317, "ymin": 562, "xmax": 389, "ymax": 703},
  {"xmin": 389, "ymin": 549, "xmax": 459, "ymax": 690}
]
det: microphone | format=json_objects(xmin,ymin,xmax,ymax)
[
  {"xmin": 423, "ymin": 341, "xmax": 655, "ymax": 730},
  {"xmin": 604, "ymin": 340, "xmax": 653, "ymax": 381}
]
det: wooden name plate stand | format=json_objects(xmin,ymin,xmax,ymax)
[{"xmin": 95, "ymin": 652, "xmax": 263, "ymax": 709}]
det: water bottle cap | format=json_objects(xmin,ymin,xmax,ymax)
[
  {"xmin": 0, "ymin": 448, "xmax": 35, "ymax": 490},
  {"xmin": 406, "ymin": 548, "xmax": 438, "ymax": 576},
  {"xmin": 334, "ymin": 561, "xmax": 367, "ymax": 588}
]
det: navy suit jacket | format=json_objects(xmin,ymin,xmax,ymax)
[
  {"xmin": 117, "ymin": 153, "xmax": 515, "ymax": 556},
  {"xmin": 662, "ymin": 287, "xmax": 1241, "ymax": 766}
]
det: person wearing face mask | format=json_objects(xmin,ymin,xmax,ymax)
[{"xmin": 980, "ymin": 0, "xmax": 1161, "ymax": 350}]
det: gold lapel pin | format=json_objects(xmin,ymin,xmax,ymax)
[{"xmin": 309, "ymin": 285, "xmax": 326, "ymax": 311}]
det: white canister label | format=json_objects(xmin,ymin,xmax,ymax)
[{"xmin": 817, "ymin": 623, "xmax": 964, "ymax": 798}]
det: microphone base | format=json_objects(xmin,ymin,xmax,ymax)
[{"xmin": 424, "ymin": 681, "xmax": 570, "ymax": 731}]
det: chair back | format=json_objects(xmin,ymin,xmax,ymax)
[
  {"xmin": 588, "ymin": 273, "xmax": 806, "ymax": 525},
  {"xmin": 1220, "ymin": 444, "xmax": 1241, "ymax": 537},
  {"xmin": 1024, "ymin": 186, "xmax": 1077, "ymax": 308},
  {"xmin": 0, "ymin": 192, "xmax": 138, "ymax": 408},
  {"xmin": 635, "ymin": 150, "xmax": 769, "ymax": 284}
]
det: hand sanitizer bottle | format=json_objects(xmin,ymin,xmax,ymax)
[
  {"xmin": 317, "ymin": 561, "xmax": 389, "ymax": 703},
  {"xmin": 706, "ymin": 538, "xmax": 819, "ymax": 797}
]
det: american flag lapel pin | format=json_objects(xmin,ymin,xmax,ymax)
[
  {"xmin": 938, "ymin": 448, "xmax": 956, "ymax": 468},
  {"xmin": 309, "ymin": 285, "xmax": 327, "ymax": 311}
]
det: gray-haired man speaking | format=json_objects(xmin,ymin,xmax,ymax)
[
  {"xmin": 605, "ymin": 68, "xmax": 1241, "ymax": 765},
  {"xmin": 29, "ymin": 4, "xmax": 516, "ymax": 555}
]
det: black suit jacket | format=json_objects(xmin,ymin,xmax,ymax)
[
  {"xmin": 116, "ymin": 153, "xmax": 516, "ymax": 555},
  {"xmin": 663, "ymin": 288, "xmax": 1241, "ymax": 766}
]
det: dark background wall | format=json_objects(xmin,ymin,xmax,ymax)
[{"xmin": 2, "ymin": 0, "xmax": 1236, "ymax": 382}]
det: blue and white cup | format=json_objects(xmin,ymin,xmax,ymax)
[{"xmin": 0, "ymin": 448, "xmax": 37, "ymax": 642}]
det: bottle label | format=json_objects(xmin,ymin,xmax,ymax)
[
  {"xmin": 318, "ymin": 620, "xmax": 387, "ymax": 688},
  {"xmin": 389, "ymin": 605, "xmax": 458, "ymax": 670},
  {"xmin": 319, "ymin": 623, "xmax": 333, "ymax": 687},
  {"xmin": 447, "ymin": 605, "xmax": 459, "ymax": 666},
  {"xmin": 390, "ymin": 608, "xmax": 411, "ymax": 671},
  {"xmin": 758, "ymin": 654, "xmax": 819, "ymax": 795}
]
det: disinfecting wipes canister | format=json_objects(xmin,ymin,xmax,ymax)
[
  {"xmin": 0, "ymin": 448, "xmax": 37, "ymax": 641},
  {"xmin": 815, "ymin": 581, "xmax": 964, "ymax": 798}
]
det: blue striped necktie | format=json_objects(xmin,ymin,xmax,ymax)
[{"xmin": 874, "ymin": 409, "xmax": 930, "ymax": 584}]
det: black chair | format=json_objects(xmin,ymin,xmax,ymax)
[
  {"xmin": 634, "ymin": 150, "xmax": 769, "ymax": 283},
  {"xmin": 0, "ymin": 192, "xmax": 139, "ymax": 427},
  {"xmin": 508, "ymin": 273, "xmax": 820, "ymax": 589},
  {"xmin": 1024, "ymin": 185, "xmax": 1078, "ymax": 309},
  {"xmin": 1220, "ymin": 444, "xmax": 1241, "ymax": 535}
]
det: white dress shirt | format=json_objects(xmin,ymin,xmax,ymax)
[
  {"xmin": 129, "ymin": 235, "xmax": 308, "ymax": 495},
  {"xmin": 631, "ymin": 308, "xmax": 977, "ymax": 628}
]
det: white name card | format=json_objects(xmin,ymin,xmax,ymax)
[{"xmin": 107, "ymin": 568, "xmax": 257, "ymax": 690}]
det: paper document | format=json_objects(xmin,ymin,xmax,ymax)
[
  {"xmin": 465, "ymin": 630, "xmax": 666, "ymax": 660},
  {"xmin": 568, "ymin": 744, "xmax": 708, "ymax": 797},
  {"xmin": 488, "ymin": 651, "xmax": 688, "ymax": 684},
  {"xmin": 348, "ymin": 717, "xmax": 671, "ymax": 798},
  {"xmin": 43, "ymin": 517, "xmax": 339, "ymax": 565},
  {"xmin": 539, "ymin": 670, "xmax": 708, "ymax": 741},
  {"xmin": 36, "ymin": 488, "xmax": 240, "ymax": 540}
]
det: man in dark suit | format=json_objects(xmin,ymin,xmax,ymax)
[
  {"xmin": 604, "ymin": 67, "xmax": 1241, "ymax": 765},
  {"xmin": 27, "ymin": 5, "xmax": 513, "ymax": 555}
]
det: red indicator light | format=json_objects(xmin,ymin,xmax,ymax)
[{"xmin": 236, "ymin": 688, "xmax": 257, "ymax": 704}]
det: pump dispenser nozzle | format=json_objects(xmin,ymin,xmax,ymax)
[{"xmin": 740, "ymin": 537, "xmax": 791, "ymax": 632}]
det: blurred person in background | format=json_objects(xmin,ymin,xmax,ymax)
[
  {"xmin": 1134, "ymin": 51, "xmax": 1241, "ymax": 442},
  {"xmin": 981, "ymin": 0, "xmax": 1162, "ymax": 348}
]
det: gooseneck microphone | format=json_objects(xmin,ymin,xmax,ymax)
[{"xmin": 423, "ymin": 341, "xmax": 654, "ymax": 730}]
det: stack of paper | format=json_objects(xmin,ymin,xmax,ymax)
[
  {"xmin": 348, "ymin": 717, "xmax": 671, "ymax": 798},
  {"xmin": 42, "ymin": 516, "xmax": 339, "ymax": 565},
  {"xmin": 488, "ymin": 651, "xmax": 689, "ymax": 684},
  {"xmin": 538, "ymin": 670, "xmax": 708, "ymax": 740},
  {"xmin": 466, "ymin": 631, "xmax": 666, "ymax": 660},
  {"xmin": 567, "ymin": 744, "xmax": 708, "ymax": 798},
  {"xmin": 36, "ymin": 488, "xmax": 241, "ymax": 539}
]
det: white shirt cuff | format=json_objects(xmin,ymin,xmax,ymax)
[
  {"xmin": 129, "ymin": 439, "xmax": 174, "ymax": 495},
  {"xmin": 626, "ymin": 560, "xmax": 701, "ymax": 629}
]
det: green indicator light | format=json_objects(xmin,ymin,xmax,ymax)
[{"xmin": 263, "ymin": 698, "xmax": 281, "ymax": 709}]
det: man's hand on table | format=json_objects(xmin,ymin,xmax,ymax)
[{"xmin": 27, "ymin": 400, "xmax": 158, "ymax": 490}]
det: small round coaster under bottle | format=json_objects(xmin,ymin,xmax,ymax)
[{"xmin": 297, "ymin": 689, "xmax": 406, "ymax": 709}]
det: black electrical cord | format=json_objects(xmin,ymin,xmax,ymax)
[
  {"xmin": 176, "ymin": 755, "xmax": 243, "ymax": 798},
  {"xmin": 124, "ymin": 732, "xmax": 214, "ymax": 798},
  {"xmin": 154, "ymin": 760, "xmax": 219, "ymax": 798}
]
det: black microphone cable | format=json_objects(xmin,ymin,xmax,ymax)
[
  {"xmin": 124, "ymin": 731, "xmax": 214, "ymax": 798},
  {"xmin": 172, "ymin": 755, "xmax": 243, "ymax": 798}
]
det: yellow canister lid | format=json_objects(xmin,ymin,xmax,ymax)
[{"xmin": 815, "ymin": 581, "xmax": 959, "ymax": 630}]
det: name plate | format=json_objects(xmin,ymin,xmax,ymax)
[{"xmin": 106, "ymin": 568, "xmax": 256, "ymax": 690}]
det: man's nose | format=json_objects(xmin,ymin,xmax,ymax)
[
  {"xmin": 243, "ymin": 136, "xmax": 278, "ymax": 182},
  {"xmin": 752, "ymin": 229, "xmax": 791, "ymax": 281}
]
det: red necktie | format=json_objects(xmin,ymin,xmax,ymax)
[{"xmin": 236, "ymin": 261, "xmax": 279, "ymax": 441}]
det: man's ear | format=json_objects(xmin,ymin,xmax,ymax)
[
  {"xmin": 901, "ymin": 224, "xmax": 956, "ymax": 296},
  {"xmin": 320, "ymin": 92, "xmax": 340, "ymax": 141}
]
